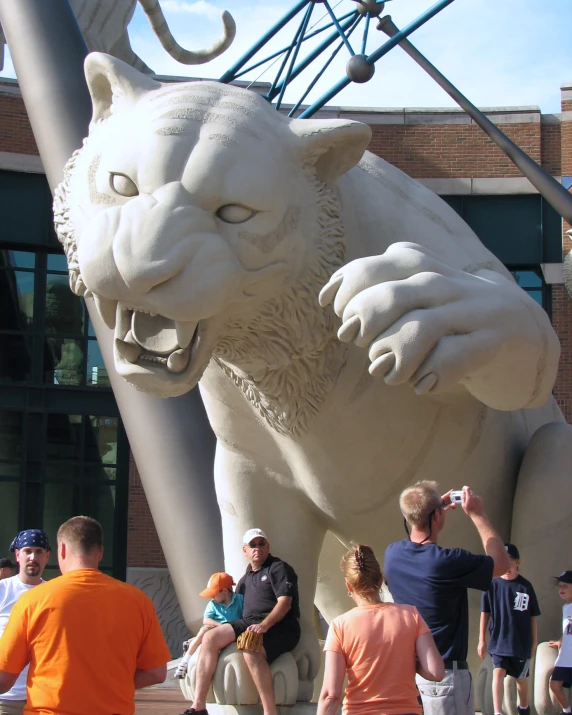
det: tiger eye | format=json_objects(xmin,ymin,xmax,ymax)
[
  {"xmin": 110, "ymin": 173, "xmax": 139, "ymax": 197},
  {"xmin": 216, "ymin": 204, "xmax": 256, "ymax": 224}
]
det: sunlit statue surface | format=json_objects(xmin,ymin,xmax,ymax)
[{"xmin": 54, "ymin": 53, "xmax": 572, "ymax": 706}]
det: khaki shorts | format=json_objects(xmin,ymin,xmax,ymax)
[
  {"xmin": 0, "ymin": 700, "xmax": 25, "ymax": 715},
  {"xmin": 416, "ymin": 666, "xmax": 474, "ymax": 715}
]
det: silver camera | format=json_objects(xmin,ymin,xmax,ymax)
[{"xmin": 450, "ymin": 490, "xmax": 463, "ymax": 504}]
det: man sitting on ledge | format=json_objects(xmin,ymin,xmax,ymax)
[{"xmin": 185, "ymin": 528, "xmax": 301, "ymax": 715}]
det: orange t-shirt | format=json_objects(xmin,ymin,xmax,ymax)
[
  {"xmin": 324, "ymin": 602, "xmax": 429, "ymax": 715},
  {"xmin": 0, "ymin": 569, "xmax": 171, "ymax": 715}
]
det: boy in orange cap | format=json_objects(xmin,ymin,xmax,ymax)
[{"xmin": 174, "ymin": 572, "xmax": 243, "ymax": 679}]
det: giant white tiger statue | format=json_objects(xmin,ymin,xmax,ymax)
[
  {"xmin": 54, "ymin": 53, "xmax": 572, "ymax": 706},
  {"xmin": 0, "ymin": 0, "xmax": 235, "ymax": 74}
]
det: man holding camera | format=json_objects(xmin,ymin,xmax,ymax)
[{"xmin": 384, "ymin": 482, "xmax": 510, "ymax": 715}]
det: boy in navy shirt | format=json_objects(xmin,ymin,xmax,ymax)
[
  {"xmin": 174, "ymin": 572, "xmax": 243, "ymax": 679},
  {"xmin": 478, "ymin": 544, "xmax": 540, "ymax": 715}
]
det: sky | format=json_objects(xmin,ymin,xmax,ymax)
[{"xmin": 1, "ymin": 0, "xmax": 571, "ymax": 113}]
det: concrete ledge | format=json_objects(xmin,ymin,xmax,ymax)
[
  {"xmin": 561, "ymin": 111, "xmax": 572, "ymax": 122},
  {"xmin": 0, "ymin": 151, "xmax": 44, "ymax": 173},
  {"xmin": 418, "ymin": 177, "xmax": 553, "ymax": 196},
  {"xmin": 541, "ymin": 263, "xmax": 564, "ymax": 285},
  {"xmin": 204, "ymin": 705, "xmax": 318, "ymax": 715}
]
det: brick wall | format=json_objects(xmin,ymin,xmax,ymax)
[
  {"xmin": 0, "ymin": 89, "xmax": 38, "ymax": 155},
  {"xmin": 127, "ymin": 452, "xmax": 166, "ymax": 567},
  {"xmin": 369, "ymin": 121, "xmax": 541, "ymax": 178}
]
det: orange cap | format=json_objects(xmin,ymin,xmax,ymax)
[{"xmin": 199, "ymin": 572, "xmax": 235, "ymax": 598}]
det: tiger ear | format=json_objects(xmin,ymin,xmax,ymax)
[
  {"xmin": 289, "ymin": 118, "xmax": 371, "ymax": 187},
  {"xmin": 84, "ymin": 52, "xmax": 160, "ymax": 125}
]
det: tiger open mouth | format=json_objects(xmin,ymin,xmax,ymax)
[{"xmin": 114, "ymin": 303, "xmax": 199, "ymax": 375}]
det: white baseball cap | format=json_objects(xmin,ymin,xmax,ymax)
[{"xmin": 243, "ymin": 528, "xmax": 267, "ymax": 544}]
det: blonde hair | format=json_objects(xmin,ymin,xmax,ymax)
[
  {"xmin": 400, "ymin": 481, "xmax": 443, "ymax": 530},
  {"xmin": 341, "ymin": 543, "xmax": 382, "ymax": 602}
]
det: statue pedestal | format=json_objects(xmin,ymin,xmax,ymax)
[{"xmin": 203, "ymin": 705, "xmax": 318, "ymax": 715}]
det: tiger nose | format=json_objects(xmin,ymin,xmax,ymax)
[{"xmin": 113, "ymin": 182, "xmax": 214, "ymax": 293}]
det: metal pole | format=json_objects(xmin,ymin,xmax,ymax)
[
  {"xmin": 299, "ymin": 0, "xmax": 455, "ymax": 117},
  {"xmin": 0, "ymin": 0, "xmax": 223, "ymax": 632},
  {"xmin": 378, "ymin": 15, "xmax": 572, "ymax": 226}
]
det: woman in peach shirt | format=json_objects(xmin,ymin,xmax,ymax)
[{"xmin": 317, "ymin": 544, "xmax": 444, "ymax": 715}]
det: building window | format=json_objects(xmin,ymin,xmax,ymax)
[
  {"xmin": 0, "ymin": 172, "xmax": 128, "ymax": 580},
  {"xmin": 511, "ymin": 269, "xmax": 545, "ymax": 308},
  {"xmin": 0, "ymin": 248, "xmax": 108, "ymax": 389}
]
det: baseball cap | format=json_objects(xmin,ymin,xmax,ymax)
[
  {"xmin": 505, "ymin": 544, "xmax": 520, "ymax": 560},
  {"xmin": 243, "ymin": 528, "xmax": 267, "ymax": 545},
  {"xmin": 199, "ymin": 572, "xmax": 235, "ymax": 598},
  {"xmin": 0, "ymin": 558, "xmax": 14, "ymax": 569},
  {"xmin": 553, "ymin": 571, "xmax": 572, "ymax": 585}
]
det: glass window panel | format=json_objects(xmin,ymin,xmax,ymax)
[
  {"xmin": 45, "ymin": 464, "xmax": 81, "ymax": 482},
  {"xmin": 86, "ymin": 341, "xmax": 109, "ymax": 387},
  {"xmin": 0, "ymin": 270, "xmax": 34, "ymax": 331},
  {"xmin": 0, "ymin": 412, "xmax": 23, "ymax": 460},
  {"xmin": 44, "ymin": 338, "xmax": 84, "ymax": 386},
  {"xmin": 46, "ymin": 414, "xmax": 82, "ymax": 461},
  {"xmin": 46, "ymin": 253, "xmax": 68, "ymax": 272},
  {"xmin": 6, "ymin": 250, "xmax": 35, "ymax": 269},
  {"xmin": 527, "ymin": 290, "xmax": 543, "ymax": 306},
  {"xmin": 88, "ymin": 316, "xmax": 96, "ymax": 338},
  {"xmin": 0, "ymin": 334, "xmax": 32, "ymax": 383},
  {"xmin": 0, "ymin": 482, "xmax": 19, "ymax": 556},
  {"xmin": 83, "ymin": 483, "xmax": 115, "ymax": 568},
  {"xmin": 45, "ymin": 274, "xmax": 84, "ymax": 335},
  {"xmin": 43, "ymin": 482, "xmax": 78, "ymax": 568},
  {"xmin": 0, "ymin": 463, "xmax": 20, "ymax": 478},
  {"xmin": 512, "ymin": 270, "xmax": 542, "ymax": 289},
  {"xmin": 84, "ymin": 466, "xmax": 116, "ymax": 482},
  {"xmin": 85, "ymin": 416, "xmax": 118, "ymax": 465}
]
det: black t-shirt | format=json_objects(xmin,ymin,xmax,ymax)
[
  {"xmin": 384, "ymin": 540, "xmax": 493, "ymax": 661},
  {"xmin": 236, "ymin": 554, "xmax": 300, "ymax": 623},
  {"xmin": 481, "ymin": 574, "xmax": 540, "ymax": 659}
]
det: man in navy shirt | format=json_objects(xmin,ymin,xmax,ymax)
[{"xmin": 384, "ymin": 482, "xmax": 510, "ymax": 715}]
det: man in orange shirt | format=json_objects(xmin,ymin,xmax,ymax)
[{"xmin": 0, "ymin": 516, "xmax": 171, "ymax": 715}]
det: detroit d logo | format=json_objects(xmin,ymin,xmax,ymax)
[{"xmin": 514, "ymin": 592, "xmax": 530, "ymax": 611}]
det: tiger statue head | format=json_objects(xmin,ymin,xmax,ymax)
[{"xmin": 54, "ymin": 53, "xmax": 371, "ymax": 399}]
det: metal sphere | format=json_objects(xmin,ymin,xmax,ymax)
[
  {"xmin": 355, "ymin": 0, "xmax": 385, "ymax": 17},
  {"xmin": 346, "ymin": 54, "xmax": 375, "ymax": 83}
]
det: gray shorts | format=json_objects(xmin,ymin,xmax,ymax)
[
  {"xmin": 0, "ymin": 700, "xmax": 25, "ymax": 715},
  {"xmin": 416, "ymin": 666, "xmax": 474, "ymax": 715}
]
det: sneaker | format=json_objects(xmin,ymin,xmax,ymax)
[{"xmin": 173, "ymin": 663, "xmax": 188, "ymax": 679}]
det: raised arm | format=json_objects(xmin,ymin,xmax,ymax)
[
  {"xmin": 462, "ymin": 487, "xmax": 510, "ymax": 577},
  {"xmin": 416, "ymin": 632, "xmax": 445, "ymax": 682}
]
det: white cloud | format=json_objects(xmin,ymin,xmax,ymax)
[{"xmin": 160, "ymin": 0, "xmax": 222, "ymax": 21}]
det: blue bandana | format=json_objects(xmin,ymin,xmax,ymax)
[{"xmin": 9, "ymin": 529, "xmax": 51, "ymax": 553}]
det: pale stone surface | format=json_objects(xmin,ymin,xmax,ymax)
[
  {"xmin": 53, "ymin": 53, "xmax": 571, "ymax": 705},
  {"xmin": 0, "ymin": 0, "xmax": 234, "ymax": 74},
  {"xmin": 126, "ymin": 567, "xmax": 190, "ymax": 658}
]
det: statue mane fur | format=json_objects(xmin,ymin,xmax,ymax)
[
  {"xmin": 213, "ymin": 170, "xmax": 348, "ymax": 437},
  {"xmin": 53, "ymin": 146, "xmax": 348, "ymax": 438}
]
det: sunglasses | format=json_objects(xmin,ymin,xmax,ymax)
[{"xmin": 248, "ymin": 540, "xmax": 267, "ymax": 548}]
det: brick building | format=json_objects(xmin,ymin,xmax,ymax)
[{"xmin": 0, "ymin": 76, "xmax": 570, "ymax": 651}]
